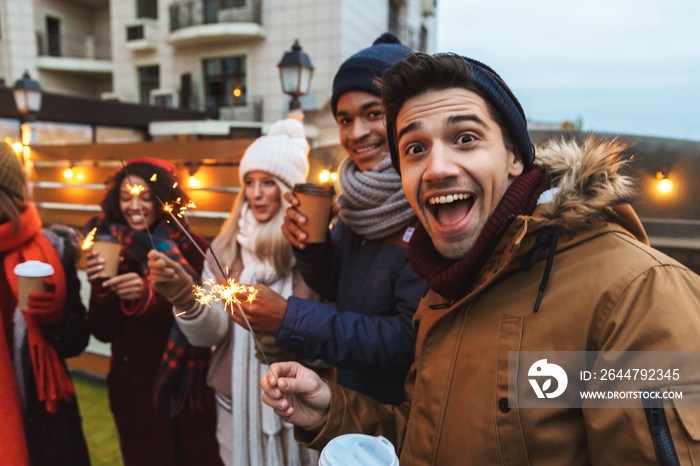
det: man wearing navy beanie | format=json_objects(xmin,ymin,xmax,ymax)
[{"xmin": 239, "ymin": 34, "xmax": 427, "ymax": 406}]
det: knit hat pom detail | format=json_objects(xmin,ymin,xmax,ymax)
[
  {"xmin": 267, "ymin": 118, "xmax": 305, "ymax": 140},
  {"xmin": 373, "ymin": 32, "xmax": 401, "ymax": 45}
]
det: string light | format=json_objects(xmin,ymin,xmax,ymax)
[
  {"xmin": 319, "ymin": 169, "xmax": 338, "ymax": 183},
  {"xmin": 656, "ymin": 171, "xmax": 674, "ymax": 195}
]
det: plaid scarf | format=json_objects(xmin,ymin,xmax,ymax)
[{"xmin": 86, "ymin": 216, "xmax": 211, "ymax": 417}]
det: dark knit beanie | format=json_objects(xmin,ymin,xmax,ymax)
[
  {"xmin": 463, "ymin": 56, "xmax": 534, "ymax": 168},
  {"xmin": 386, "ymin": 54, "xmax": 534, "ymax": 171},
  {"xmin": 0, "ymin": 142, "xmax": 26, "ymax": 200},
  {"xmin": 331, "ymin": 32, "xmax": 412, "ymax": 116}
]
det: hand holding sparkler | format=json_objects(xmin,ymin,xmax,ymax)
[
  {"xmin": 260, "ymin": 361, "xmax": 331, "ymax": 428},
  {"xmin": 147, "ymin": 250, "xmax": 197, "ymax": 309},
  {"xmin": 233, "ymin": 284, "xmax": 288, "ymax": 334}
]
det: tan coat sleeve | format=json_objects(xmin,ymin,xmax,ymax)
[
  {"xmin": 294, "ymin": 364, "xmax": 415, "ymax": 453},
  {"xmin": 585, "ymin": 264, "xmax": 700, "ymax": 465}
]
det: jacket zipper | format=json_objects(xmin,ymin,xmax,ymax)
[{"xmin": 641, "ymin": 388, "xmax": 680, "ymax": 466}]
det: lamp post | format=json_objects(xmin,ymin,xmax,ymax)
[
  {"xmin": 12, "ymin": 70, "xmax": 42, "ymax": 200},
  {"xmin": 277, "ymin": 40, "xmax": 314, "ymax": 117}
]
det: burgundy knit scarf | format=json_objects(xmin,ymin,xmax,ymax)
[{"xmin": 408, "ymin": 168, "xmax": 547, "ymax": 300}]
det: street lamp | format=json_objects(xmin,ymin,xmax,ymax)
[
  {"xmin": 13, "ymin": 71, "xmax": 42, "ymax": 121},
  {"xmin": 277, "ymin": 40, "xmax": 314, "ymax": 112},
  {"xmin": 12, "ymin": 71, "xmax": 42, "ymax": 201}
]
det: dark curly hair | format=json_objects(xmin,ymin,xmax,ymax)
[{"xmin": 101, "ymin": 163, "xmax": 188, "ymax": 226}]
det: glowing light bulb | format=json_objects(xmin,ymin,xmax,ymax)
[
  {"xmin": 330, "ymin": 172, "xmax": 338, "ymax": 181},
  {"xmin": 189, "ymin": 176, "xmax": 201, "ymax": 188},
  {"xmin": 233, "ymin": 88, "xmax": 242, "ymax": 97},
  {"xmin": 12, "ymin": 143, "xmax": 23, "ymax": 154},
  {"xmin": 657, "ymin": 178, "xmax": 673, "ymax": 194},
  {"xmin": 63, "ymin": 168, "xmax": 74, "ymax": 179},
  {"xmin": 319, "ymin": 170, "xmax": 330, "ymax": 183}
]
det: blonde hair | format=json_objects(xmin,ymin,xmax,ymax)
[{"xmin": 215, "ymin": 176, "xmax": 293, "ymax": 274}]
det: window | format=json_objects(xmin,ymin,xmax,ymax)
[
  {"xmin": 203, "ymin": 56, "xmax": 246, "ymax": 118},
  {"xmin": 46, "ymin": 16, "xmax": 61, "ymax": 57},
  {"xmin": 137, "ymin": 0, "xmax": 158, "ymax": 19},
  {"xmin": 137, "ymin": 65, "xmax": 159, "ymax": 105}
]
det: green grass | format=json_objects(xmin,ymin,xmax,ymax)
[{"xmin": 73, "ymin": 373, "xmax": 124, "ymax": 466}]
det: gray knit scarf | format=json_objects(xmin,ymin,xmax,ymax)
[{"xmin": 338, "ymin": 154, "xmax": 416, "ymax": 240}]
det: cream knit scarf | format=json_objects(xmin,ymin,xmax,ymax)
[
  {"xmin": 338, "ymin": 154, "xmax": 416, "ymax": 240},
  {"xmin": 231, "ymin": 205, "xmax": 317, "ymax": 466}
]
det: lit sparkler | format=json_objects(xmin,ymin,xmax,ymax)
[
  {"xmin": 82, "ymin": 227, "xmax": 97, "ymax": 250},
  {"xmin": 155, "ymin": 195, "xmax": 276, "ymax": 373},
  {"xmin": 193, "ymin": 277, "xmax": 274, "ymax": 375}
]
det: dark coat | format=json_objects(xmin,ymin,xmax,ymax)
[
  {"xmin": 275, "ymin": 219, "xmax": 427, "ymax": 405},
  {"xmin": 88, "ymin": 229, "xmax": 221, "ymax": 466}
]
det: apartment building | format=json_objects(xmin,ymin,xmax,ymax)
[{"xmin": 0, "ymin": 0, "xmax": 437, "ymax": 143}]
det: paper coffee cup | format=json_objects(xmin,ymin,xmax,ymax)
[
  {"xmin": 293, "ymin": 183, "xmax": 335, "ymax": 243},
  {"xmin": 319, "ymin": 434, "xmax": 398, "ymax": 466},
  {"xmin": 76, "ymin": 249, "xmax": 88, "ymax": 269},
  {"xmin": 92, "ymin": 235, "xmax": 121, "ymax": 278},
  {"xmin": 14, "ymin": 261, "xmax": 54, "ymax": 311}
]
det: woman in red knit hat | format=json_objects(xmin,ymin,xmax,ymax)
[{"xmin": 84, "ymin": 158, "xmax": 221, "ymax": 466}]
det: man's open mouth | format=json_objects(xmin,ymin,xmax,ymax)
[{"xmin": 427, "ymin": 193, "xmax": 474, "ymax": 226}]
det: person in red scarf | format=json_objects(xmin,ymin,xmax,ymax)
[
  {"xmin": 0, "ymin": 142, "xmax": 90, "ymax": 466},
  {"xmin": 84, "ymin": 157, "xmax": 221, "ymax": 466}
]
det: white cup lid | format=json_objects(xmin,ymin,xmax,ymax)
[
  {"xmin": 319, "ymin": 434, "xmax": 398, "ymax": 466},
  {"xmin": 14, "ymin": 260, "xmax": 54, "ymax": 277}
]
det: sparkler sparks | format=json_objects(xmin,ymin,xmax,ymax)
[
  {"xmin": 193, "ymin": 277, "xmax": 259, "ymax": 311},
  {"xmin": 193, "ymin": 277, "xmax": 274, "ymax": 376},
  {"xmin": 82, "ymin": 227, "xmax": 97, "ymax": 250},
  {"xmin": 127, "ymin": 183, "xmax": 146, "ymax": 196},
  {"xmin": 150, "ymin": 173, "xmax": 158, "ymax": 182}
]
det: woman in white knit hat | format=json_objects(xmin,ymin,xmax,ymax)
[{"xmin": 148, "ymin": 119, "xmax": 320, "ymax": 466}]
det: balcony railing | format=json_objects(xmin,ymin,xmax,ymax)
[
  {"xmin": 169, "ymin": 0, "xmax": 262, "ymax": 32},
  {"xmin": 204, "ymin": 94, "xmax": 263, "ymax": 121},
  {"xmin": 36, "ymin": 31, "xmax": 111, "ymax": 60}
]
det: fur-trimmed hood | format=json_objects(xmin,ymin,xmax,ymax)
[{"xmin": 533, "ymin": 136, "xmax": 647, "ymax": 242}]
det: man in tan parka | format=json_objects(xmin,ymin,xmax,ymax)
[{"xmin": 260, "ymin": 53, "xmax": 700, "ymax": 465}]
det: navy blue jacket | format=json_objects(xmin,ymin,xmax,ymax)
[{"xmin": 275, "ymin": 219, "xmax": 427, "ymax": 405}]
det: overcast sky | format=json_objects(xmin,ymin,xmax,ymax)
[{"xmin": 436, "ymin": 0, "xmax": 700, "ymax": 141}]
